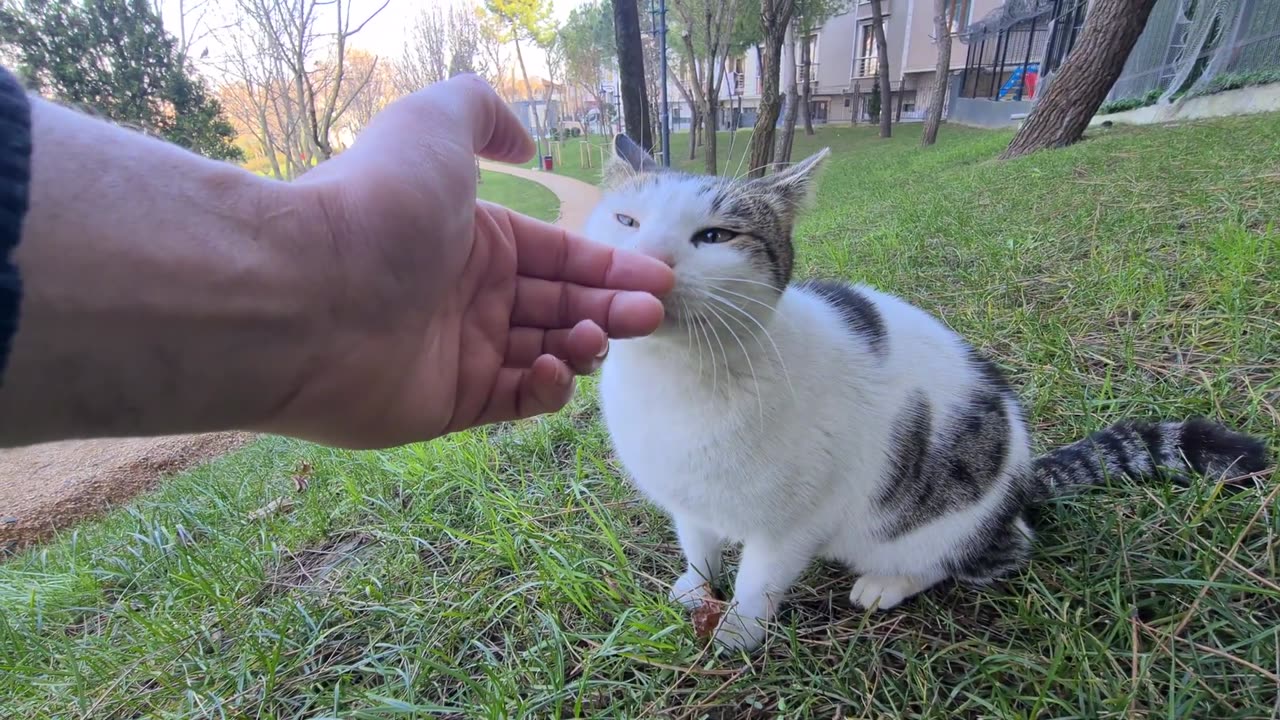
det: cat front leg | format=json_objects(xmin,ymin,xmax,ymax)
[
  {"xmin": 712, "ymin": 540, "xmax": 812, "ymax": 652},
  {"xmin": 669, "ymin": 515, "xmax": 723, "ymax": 609}
]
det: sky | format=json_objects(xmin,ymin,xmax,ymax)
[{"xmin": 159, "ymin": 0, "xmax": 591, "ymax": 83}]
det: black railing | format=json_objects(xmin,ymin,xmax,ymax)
[{"xmin": 957, "ymin": 0, "xmax": 1088, "ymax": 101}]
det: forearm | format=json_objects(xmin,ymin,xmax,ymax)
[{"xmin": 0, "ymin": 95, "xmax": 323, "ymax": 445}]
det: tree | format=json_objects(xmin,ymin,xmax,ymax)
[
  {"xmin": 775, "ymin": 20, "xmax": 799, "ymax": 164},
  {"xmin": 224, "ymin": 0, "xmax": 388, "ymax": 168},
  {"xmin": 745, "ymin": 0, "xmax": 796, "ymax": 179},
  {"xmin": 671, "ymin": 59, "xmax": 700, "ymax": 160},
  {"xmin": 670, "ymin": 0, "xmax": 746, "ymax": 174},
  {"xmin": 486, "ymin": 0, "xmax": 555, "ymax": 160},
  {"xmin": 795, "ymin": 0, "xmax": 846, "ymax": 135},
  {"xmin": 921, "ymin": 0, "xmax": 953, "ymax": 146},
  {"xmin": 336, "ymin": 49, "xmax": 394, "ymax": 145},
  {"xmin": 396, "ymin": 4, "xmax": 484, "ymax": 96},
  {"xmin": 560, "ymin": 0, "xmax": 615, "ymax": 138},
  {"xmin": 1001, "ymin": 0, "xmax": 1158, "ymax": 160},
  {"xmin": 0, "ymin": 0, "xmax": 241, "ymax": 161},
  {"xmin": 477, "ymin": 10, "xmax": 512, "ymax": 97},
  {"xmin": 868, "ymin": 0, "xmax": 891, "ymax": 138},
  {"xmin": 610, "ymin": 0, "xmax": 652, "ymax": 150}
]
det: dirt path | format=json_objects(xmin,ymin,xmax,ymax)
[
  {"xmin": 0, "ymin": 433, "xmax": 255, "ymax": 552},
  {"xmin": 1, "ymin": 165, "xmax": 600, "ymax": 555},
  {"xmin": 479, "ymin": 162, "xmax": 601, "ymax": 232}
]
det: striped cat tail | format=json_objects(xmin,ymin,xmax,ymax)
[{"xmin": 1031, "ymin": 418, "xmax": 1269, "ymax": 500}]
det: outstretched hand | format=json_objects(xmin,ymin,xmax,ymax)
[{"xmin": 265, "ymin": 74, "xmax": 674, "ymax": 448}]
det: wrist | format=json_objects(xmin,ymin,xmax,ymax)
[{"xmin": 0, "ymin": 98, "xmax": 331, "ymax": 442}]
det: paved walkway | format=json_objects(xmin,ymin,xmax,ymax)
[
  {"xmin": 1, "ymin": 164, "xmax": 603, "ymax": 555},
  {"xmin": 479, "ymin": 162, "xmax": 601, "ymax": 232}
]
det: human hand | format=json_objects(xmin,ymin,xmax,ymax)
[{"xmin": 264, "ymin": 75, "xmax": 674, "ymax": 449}]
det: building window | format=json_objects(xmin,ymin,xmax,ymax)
[
  {"xmin": 948, "ymin": 0, "xmax": 972, "ymax": 32},
  {"xmin": 733, "ymin": 56, "xmax": 745, "ymax": 95},
  {"xmin": 858, "ymin": 23, "xmax": 879, "ymax": 78}
]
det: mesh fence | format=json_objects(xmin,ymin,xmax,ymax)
[{"xmin": 1110, "ymin": 0, "xmax": 1280, "ymax": 103}]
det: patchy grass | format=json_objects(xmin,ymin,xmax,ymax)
[
  {"xmin": 2, "ymin": 116, "xmax": 1278, "ymax": 718},
  {"xmin": 476, "ymin": 169, "xmax": 560, "ymax": 223}
]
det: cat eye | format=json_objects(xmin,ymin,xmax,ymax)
[
  {"xmin": 615, "ymin": 213, "xmax": 638, "ymax": 228},
  {"xmin": 691, "ymin": 228, "xmax": 736, "ymax": 245}
]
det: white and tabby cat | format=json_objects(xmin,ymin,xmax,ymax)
[{"xmin": 586, "ymin": 134, "xmax": 1269, "ymax": 652}]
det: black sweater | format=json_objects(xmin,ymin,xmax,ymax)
[{"xmin": 0, "ymin": 65, "xmax": 30, "ymax": 384}]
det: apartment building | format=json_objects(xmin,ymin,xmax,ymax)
[{"xmin": 716, "ymin": 0, "xmax": 1004, "ymax": 126}]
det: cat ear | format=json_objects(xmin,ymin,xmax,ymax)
[
  {"xmin": 760, "ymin": 147, "xmax": 831, "ymax": 212},
  {"xmin": 614, "ymin": 133, "xmax": 659, "ymax": 173},
  {"xmin": 602, "ymin": 133, "xmax": 658, "ymax": 187}
]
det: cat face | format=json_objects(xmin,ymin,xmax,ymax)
[{"xmin": 583, "ymin": 135, "xmax": 829, "ymax": 329}]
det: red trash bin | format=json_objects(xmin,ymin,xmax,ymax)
[{"xmin": 542, "ymin": 154, "xmax": 554, "ymax": 171}]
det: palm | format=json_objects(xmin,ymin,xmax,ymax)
[{"xmin": 265, "ymin": 74, "xmax": 671, "ymax": 449}]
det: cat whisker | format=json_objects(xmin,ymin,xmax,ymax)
[
  {"xmin": 689, "ymin": 307, "xmax": 720, "ymax": 398},
  {"xmin": 700, "ymin": 276, "xmax": 784, "ymax": 293},
  {"xmin": 679, "ymin": 299, "xmax": 703, "ymax": 377},
  {"xmin": 702, "ymin": 299, "xmax": 766, "ymax": 428},
  {"xmin": 706, "ymin": 284, "xmax": 796, "ymax": 330},
  {"xmin": 703, "ymin": 292, "xmax": 796, "ymax": 400},
  {"xmin": 698, "ymin": 308, "xmax": 730, "ymax": 398}
]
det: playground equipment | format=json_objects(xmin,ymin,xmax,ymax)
[{"xmin": 998, "ymin": 63, "xmax": 1039, "ymax": 101}]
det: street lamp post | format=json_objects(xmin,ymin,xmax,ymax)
[{"xmin": 648, "ymin": 0, "xmax": 671, "ymax": 167}]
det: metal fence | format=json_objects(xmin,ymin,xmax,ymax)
[
  {"xmin": 956, "ymin": 0, "xmax": 1088, "ymax": 101},
  {"xmin": 1109, "ymin": 0, "xmax": 1280, "ymax": 103}
]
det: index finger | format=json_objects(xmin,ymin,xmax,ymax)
[{"xmin": 500, "ymin": 205, "xmax": 675, "ymax": 295}]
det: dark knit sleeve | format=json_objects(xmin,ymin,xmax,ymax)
[{"xmin": 0, "ymin": 66, "xmax": 31, "ymax": 383}]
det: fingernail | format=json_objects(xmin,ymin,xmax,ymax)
[{"xmin": 596, "ymin": 340, "xmax": 610, "ymax": 360}]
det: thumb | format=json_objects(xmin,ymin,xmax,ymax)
[
  {"xmin": 448, "ymin": 74, "xmax": 537, "ymax": 164},
  {"xmin": 350, "ymin": 74, "xmax": 535, "ymax": 165}
]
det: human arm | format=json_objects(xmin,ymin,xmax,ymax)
[{"xmin": 0, "ymin": 73, "xmax": 672, "ymax": 448}]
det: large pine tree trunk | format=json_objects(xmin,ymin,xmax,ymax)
[
  {"xmin": 921, "ymin": 0, "xmax": 951, "ymax": 146},
  {"xmin": 1001, "ymin": 0, "xmax": 1158, "ymax": 160},
  {"xmin": 611, "ymin": 0, "xmax": 654, "ymax": 149},
  {"xmin": 746, "ymin": 0, "xmax": 796, "ymax": 179},
  {"xmin": 870, "ymin": 0, "xmax": 891, "ymax": 139},
  {"xmin": 800, "ymin": 27, "xmax": 814, "ymax": 135},
  {"xmin": 776, "ymin": 21, "xmax": 799, "ymax": 164}
]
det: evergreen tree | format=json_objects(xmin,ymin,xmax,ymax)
[{"xmin": 0, "ymin": 0, "xmax": 242, "ymax": 162}]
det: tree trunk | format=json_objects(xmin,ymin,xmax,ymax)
[
  {"xmin": 921, "ymin": 0, "xmax": 951, "ymax": 146},
  {"xmin": 611, "ymin": 0, "xmax": 654, "ymax": 150},
  {"xmin": 703, "ymin": 83, "xmax": 718, "ymax": 175},
  {"xmin": 512, "ymin": 35, "xmax": 545, "ymax": 164},
  {"xmin": 1002, "ymin": 0, "xmax": 1158, "ymax": 159},
  {"xmin": 800, "ymin": 26, "xmax": 814, "ymax": 135},
  {"xmin": 870, "ymin": 0, "xmax": 891, "ymax": 138},
  {"xmin": 673, "ymin": 64, "xmax": 700, "ymax": 160},
  {"xmin": 776, "ymin": 21, "xmax": 799, "ymax": 165},
  {"xmin": 746, "ymin": 0, "xmax": 796, "ymax": 178},
  {"xmin": 688, "ymin": 109, "xmax": 700, "ymax": 160}
]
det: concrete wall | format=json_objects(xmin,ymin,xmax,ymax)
[
  {"xmin": 946, "ymin": 94, "xmax": 1033, "ymax": 127},
  {"xmin": 1088, "ymin": 81, "xmax": 1280, "ymax": 127}
]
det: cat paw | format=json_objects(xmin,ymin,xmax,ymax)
[
  {"xmin": 669, "ymin": 570, "xmax": 715, "ymax": 609},
  {"xmin": 711, "ymin": 612, "xmax": 766, "ymax": 653},
  {"xmin": 849, "ymin": 575, "xmax": 926, "ymax": 611}
]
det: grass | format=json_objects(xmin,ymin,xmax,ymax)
[
  {"xmin": 1192, "ymin": 69, "xmax": 1280, "ymax": 98},
  {"xmin": 3, "ymin": 116, "xmax": 1279, "ymax": 718},
  {"xmin": 1099, "ymin": 89, "xmax": 1163, "ymax": 115},
  {"xmin": 476, "ymin": 170, "xmax": 560, "ymax": 223}
]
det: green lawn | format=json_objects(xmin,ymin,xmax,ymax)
[
  {"xmin": 476, "ymin": 169, "xmax": 560, "ymax": 223},
  {"xmin": 2, "ymin": 116, "xmax": 1278, "ymax": 718}
]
